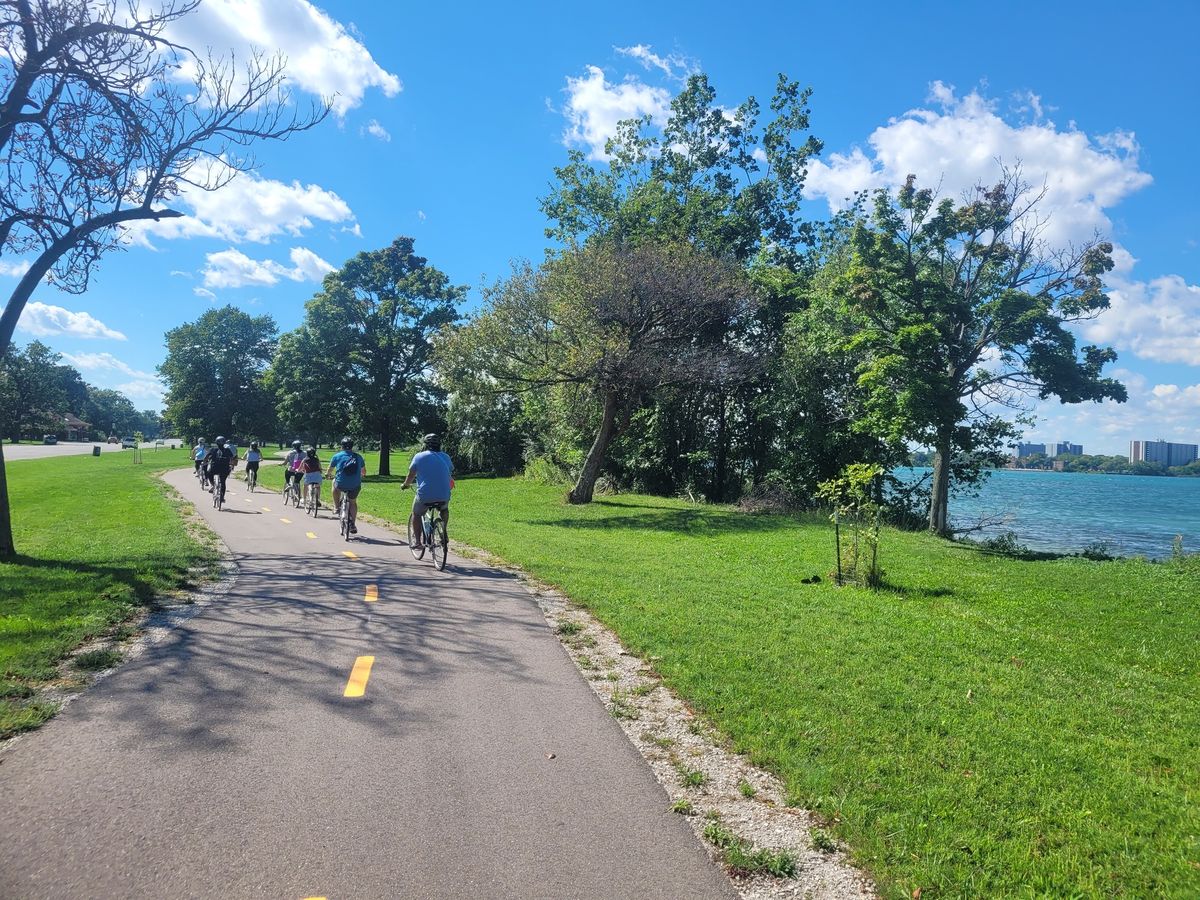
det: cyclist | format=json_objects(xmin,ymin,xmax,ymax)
[
  {"xmin": 206, "ymin": 436, "xmax": 237, "ymax": 505},
  {"xmin": 244, "ymin": 441, "xmax": 263, "ymax": 489},
  {"xmin": 191, "ymin": 438, "xmax": 208, "ymax": 481},
  {"xmin": 283, "ymin": 440, "xmax": 304, "ymax": 497},
  {"xmin": 299, "ymin": 446, "xmax": 324, "ymax": 510},
  {"xmin": 327, "ymin": 437, "xmax": 366, "ymax": 533},
  {"xmin": 402, "ymin": 433, "xmax": 453, "ymax": 550}
]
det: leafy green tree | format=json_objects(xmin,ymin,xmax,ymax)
[
  {"xmin": 278, "ymin": 237, "xmax": 463, "ymax": 475},
  {"xmin": 0, "ymin": 341, "xmax": 67, "ymax": 440},
  {"xmin": 540, "ymin": 72, "xmax": 822, "ymax": 499},
  {"xmin": 158, "ymin": 306, "xmax": 278, "ymax": 442},
  {"xmin": 265, "ymin": 326, "xmax": 352, "ymax": 448},
  {"xmin": 836, "ymin": 173, "xmax": 1126, "ymax": 535},
  {"xmin": 439, "ymin": 240, "xmax": 757, "ymax": 504},
  {"xmin": 82, "ymin": 387, "xmax": 140, "ymax": 439}
]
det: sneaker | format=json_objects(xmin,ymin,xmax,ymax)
[{"xmin": 350, "ymin": 524, "xmax": 357, "ymax": 533}]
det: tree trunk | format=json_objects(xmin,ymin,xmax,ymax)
[
  {"xmin": 569, "ymin": 390, "xmax": 620, "ymax": 505},
  {"xmin": 0, "ymin": 439, "xmax": 13, "ymax": 558},
  {"xmin": 713, "ymin": 389, "xmax": 728, "ymax": 502},
  {"xmin": 378, "ymin": 416, "xmax": 391, "ymax": 477},
  {"xmin": 928, "ymin": 432, "xmax": 952, "ymax": 536}
]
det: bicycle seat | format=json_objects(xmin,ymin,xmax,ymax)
[{"xmin": 423, "ymin": 500, "xmax": 448, "ymax": 510}]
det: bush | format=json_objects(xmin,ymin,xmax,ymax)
[{"xmin": 523, "ymin": 456, "xmax": 574, "ymax": 485}]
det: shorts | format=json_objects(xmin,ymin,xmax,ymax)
[
  {"xmin": 245, "ymin": 461, "xmax": 260, "ymax": 473},
  {"xmin": 335, "ymin": 485, "xmax": 361, "ymax": 500},
  {"xmin": 302, "ymin": 472, "xmax": 323, "ymax": 485},
  {"xmin": 412, "ymin": 497, "xmax": 449, "ymax": 517}
]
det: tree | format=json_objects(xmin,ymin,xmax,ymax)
[
  {"xmin": 158, "ymin": 306, "xmax": 277, "ymax": 441},
  {"xmin": 0, "ymin": 339, "xmax": 66, "ymax": 439},
  {"xmin": 276, "ymin": 237, "xmax": 463, "ymax": 475},
  {"xmin": 264, "ymin": 326, "xmax": 351, "ymax": 448},
  {"xmin": 0, "ymin": 0, "xmax": 327, "ymax": 557},
  {"xmin": 438, "ymin": 240, "xmax": 758, "ymax": 504},
  {"xmin": 835, "ymin": 172, "xmax": 1127, "ymax": 535},
  {"xmin": 539, "ymin": 73, "xmax": 823, "ymax": 500}
]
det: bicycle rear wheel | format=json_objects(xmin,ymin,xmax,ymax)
[
  {"xmin": 430, "ymin": 518, "xmax": 447, "ymax": 570},
  {"xmin": 407, "ymin": 517, "xmax": 425, "ymax": 560}
]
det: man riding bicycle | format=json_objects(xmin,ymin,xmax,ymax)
[
  {"xmin": 206, "ymin": 436, "xmax": 237, "ymax": 504},
  {"xmin": 327, "ymin": 437, "xmax": 366, "ymax": 533},
  {"xmin": 402, "ymin": 433, "xmax": 453, "ymax": 551},
  {"xmin": 191, "ymin": 438, "xmax": 208, "ymax": 480}
]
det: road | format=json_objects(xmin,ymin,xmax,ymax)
[
  {"xmin": 2, "ymin": 439, "xmax": 183, "ymax": 461},
  {"xmin": 0, "ymin": 468, "xmax": 734, "ymax": 899}
]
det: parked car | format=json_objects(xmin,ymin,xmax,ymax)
[
  {"xmin": 121, "ymin": 436, "xmax": 137, "ymax": 449},
  {"xmin": 107, "ymin": 436, "xmax": 119, "ymax": 444},
  {"xmin": 42, "ymin": 434, "xmax": 58, "ymax": 445}
]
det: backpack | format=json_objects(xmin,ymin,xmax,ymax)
[{"xmin": 339, "ymin": 454, "xmax": 360, "ymax": 477}]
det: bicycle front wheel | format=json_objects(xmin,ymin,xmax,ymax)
[{"xmin": 430, "ymin": 518, "xmax": 448, "ymax": 570}]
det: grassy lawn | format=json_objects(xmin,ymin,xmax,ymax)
[
  {"xmin": 0, "ymin": 449, "xmax": 216, "ymax": 738},
  {"xmin": 323, "ymin": 465, "xmax": 1198, "ymax": 899}
]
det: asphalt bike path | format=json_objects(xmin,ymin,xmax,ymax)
[{"xmin": 0, "ymin": 467, "xmax": 734, "ymax": 900}]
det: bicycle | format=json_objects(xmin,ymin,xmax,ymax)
[
  {"xmin": 405, "ymin": 490, "xmax": 448, "ymax": 571},
  {"xmin": 338, "ymin": 496, "xmax": 355, "ymax": 542},
  {"xmin": 304, "ymin": 480, "xmax": 321, "ymax": 517},
  {"xmin": 211, "ymin": 476, "xmax": 225, "ymax": 511},
  {"xmin": 246, "ymin": 467, "xmax": 257, "ymax": 493},
  {"xmin": 283, "ymin": 475, "xmax": 300, "ymax": 508}
]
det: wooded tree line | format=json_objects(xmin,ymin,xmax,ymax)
[
  {"xmin": 0, "ymin": 341, "xmax": 160, "ymax": 441},
  {"xmin": 159, "ymin": 73, "xmax": 1126, "ymax": 536}
]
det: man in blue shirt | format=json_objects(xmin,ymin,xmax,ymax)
[
  {"xmin": 402, "ymin": 433, "xmax": 453, "ymax": 550},
  {"xmin": 327, "ymin": 436, "xmax": 367, "ymax": 533}
]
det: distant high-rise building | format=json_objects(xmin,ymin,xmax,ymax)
[
  {"xmin": 1017, "ymin": 442, "xmax": 1046, "ymax": 458},
  {"xmin": 1130, "ymin": 440, "xmax": 1199, "ymax": 467},
  {"xmin": 1048, "ymin": 441, "xmax": 1083, "ymax": 457}
]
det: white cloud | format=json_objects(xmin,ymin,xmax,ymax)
[
  {"xmin": 417, "ymin": 210, "xmax": 426, "ymax": 221},
  {"xmin": 805, "ymin": 81, "xmax": 1152, "ymax": 248},
  {"xmin": 168, "ymin": 0, "xmax": 401, "ymax": 117},
  {"xmin": 193, "ymin": 286, "xmax": 217, "ymax": 301},
  {"xmin": 0, "ymin": 259, "xmax": 31, "ymax": 277},
  {"xmin": 15, "ymin": 302, "xmax": 126, "ymax": 340},
  {"xmin": 61, "ymin": 352, "xmax": 165, "ymax": 406},
  {"xmin": 1082, "ymin": 273, "xmax": 1200, "ymax": 365},
  {"xmin": 126, "ymin": 159, "xmax": 355, "ymax": 246},
  {"xmin": 614, "ymin": 44, "xmax": 695, "ymax": 81},
  {"xmin": 362, "ymin": 119, "xmax": 391, "ymax": 142},
  {"xmin": 202, "ymin": 246, "xmax": 334, "ymax": 288},
  {"xmin": 563, "ymin": 65, "xmax": 670, "ymax": 160}
]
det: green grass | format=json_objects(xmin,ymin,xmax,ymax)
[
  {"xmin": 703, "ymin": 817, "xmax": 798, "ymax": 877},
  {"xmin": 343, "ymin": 471, "xmax": 1199, "ymax": 899},
  {"xmin": 1, "ymin": 450, "xmax": 216, "ymax": 737}
]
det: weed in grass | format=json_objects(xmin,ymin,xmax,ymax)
[
  {"xmin": 0, "ymin": 700, "xmax": 59, "ymax": 737},
  {"xmin": 650, "ymin": 734, "xmax": 675, "ymax": 749},
  {"xmin": 73, "ymin": 648, "xmax": 121, "ymax": 671},
  {"xmin": 671, "ymin": 799, "xmax": 696, "ymax": 815},
  {"xmin": 576, "ymin": 654, "xmax": 596, "ymax": 669},
  {"xmin": 555, "ymin": 620, "xmax": 583, "ymax": 636},
  {"xmin": 604, "ymin": 671, "xmax": 620, "ymax": 681},
  {"xmin": 631, "ymin": 681, "xmax": 657, "ymax": 696},
  {"xmin": 704, "ymin": 818, "xmax": 796, "ymax": 878},
  {"xmin": 677, "ymin": 765, "xmax": 708, "ymax": 788},
  {"xmin": 738, "ymin": 779, "xmax": 757, "ymax": 799},
  {"xmin": 609, "ymin": 691, "xmax": 639, "ymax": 720},
  {"xmin": 810, "ymin": 827, "xmax": 836, "ymax": 853}
]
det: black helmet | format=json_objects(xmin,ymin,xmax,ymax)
[
  {"xmin": 306, "ymin": 447, "xmax": 317, "ymax": 457},
  {"xmin": 291, "ymin": 439, "xmax": 302, "ymax": 448},
  {"xmin": 422, "ymin": 433, "xmax": 442, "ymax": 450},
  {"xmin": 215, "ymin": 435, "xmax": 227, "ymax": 446},
  {"xmin": 340, "ymin": 436, "xmax": 353, "ymax": 449},
  {"xmin": 250, "ymin": 441, "xmax": 259, "ymax": 449}
]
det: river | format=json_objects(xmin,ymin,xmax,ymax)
[{"xmin": 902, "ymin": 467, "xmax": 1200, "ymax": 559}]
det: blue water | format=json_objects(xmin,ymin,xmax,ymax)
[{"xmin": 902, "ymin": 468, "xmax": 1200, "ymax": 559}]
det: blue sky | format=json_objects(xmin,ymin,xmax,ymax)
[{"xmin": 5, "ymin": 0, "xmax": 1198, "ymax": 455}]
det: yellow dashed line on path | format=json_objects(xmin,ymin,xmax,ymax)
[
  {"xmin": 280, "ymin": 517, "xmax": 292, "ymax": 524},
  {"xmin": 261, "ymin": 506, "xmax": 271, "ymax": 512},
  {"xmin": 306, "ymin": 531, "xmax": 317, "ymax": 539},
  {"xmin": 343, "ymin": 656, "xmax": 375, "ymax": 697},
  {"xmin": 342, "ymin": 550, "xmax": 357, "ymax": 559},
  {"xmin": 244, "ymin": 498, "xmax": 252, "ymax": 504},
  {"xmin": 364, "ymin": 584, "xmax": 378, "ymax": 602}
]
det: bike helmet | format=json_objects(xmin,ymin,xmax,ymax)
[
  {"xmin": 291, "ymin": 439, "xmax": 302, "ymax": 449},
  {"xmin": 215, "ymin": 436, "xmax": 227, "ymax": 446},
  {"xmin": 198, "ymin": 438, "xmax": 206, "ymax": 444},
  {"xmin": 422, "ymin": 433, "xmax": 442, "ymax": 451},
  {"xmin": 306, "ymin": 446, "xmax": 317, "ymax": 456},
  {"xmin": 340, "ymin": 436, "xmax": 354, "ymax": 449},
  {"xmin": 250, "ymin": 441, "xmax": 259, "ymax": 450}
]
